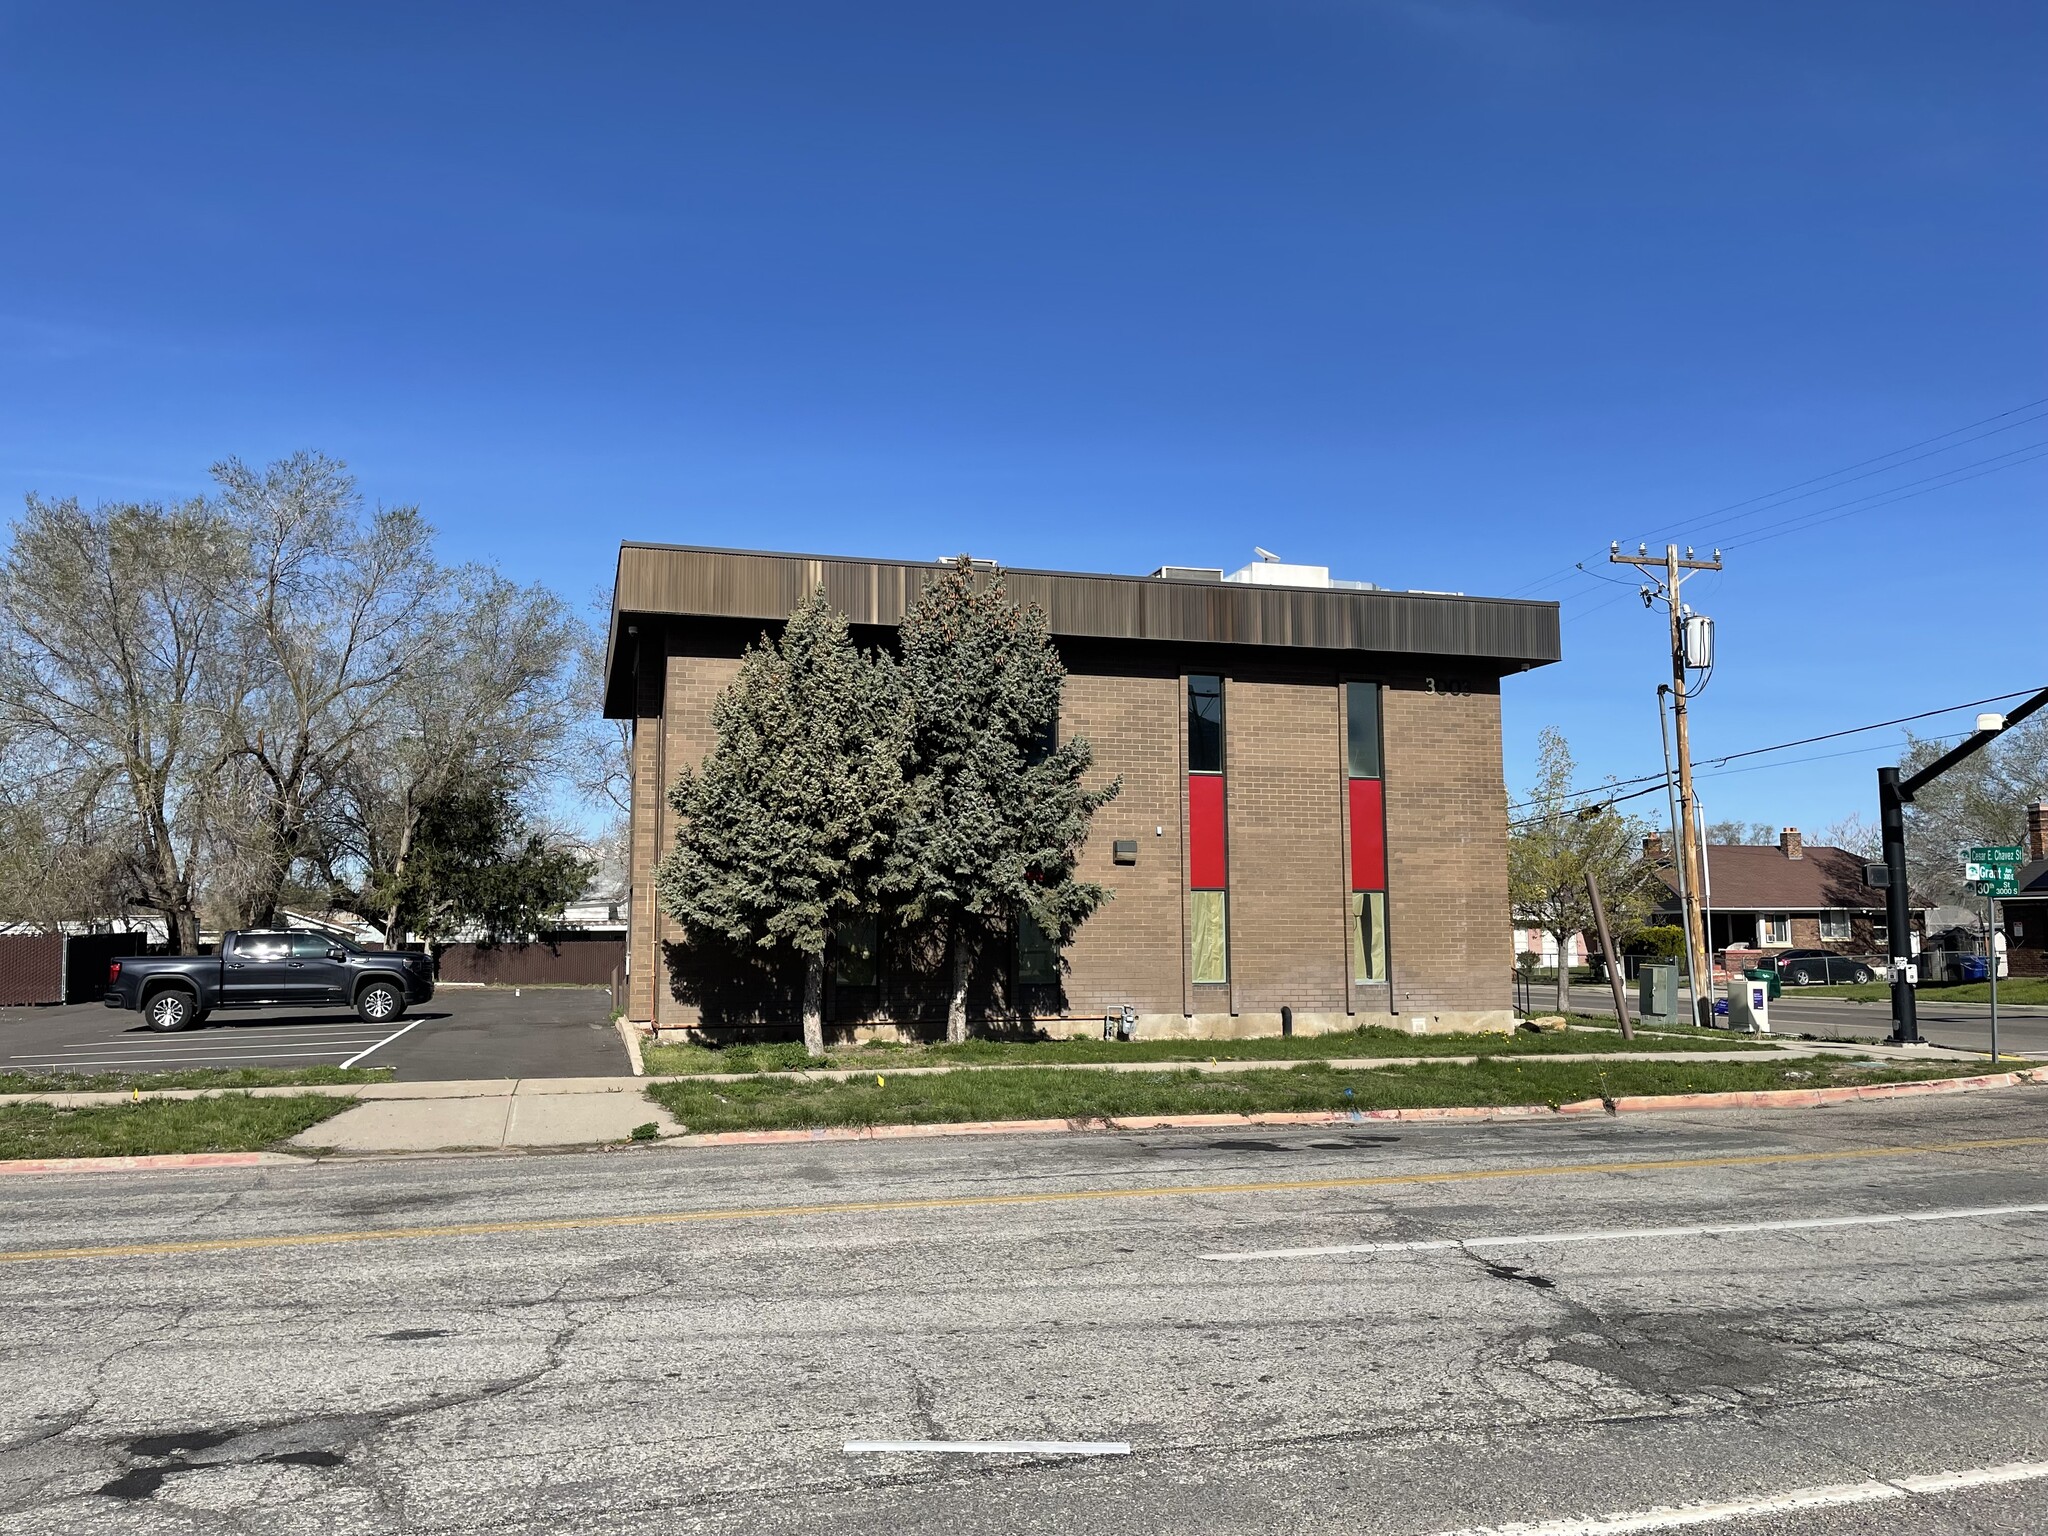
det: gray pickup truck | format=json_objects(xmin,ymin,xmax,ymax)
[{"xmin": 104, "ymin": 930, "xmax": 438, "ymax": 1032}]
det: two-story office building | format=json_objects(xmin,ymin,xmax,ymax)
[{"xmin": 601, "ymin": 544, "xmax": 1561, "ymax": 1038}]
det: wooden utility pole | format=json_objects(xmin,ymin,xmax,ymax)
[
  {"xmin": 1612, "ymin": 541, "xmax": 1722, "ymax": 1024},
  {"xmin": 1585, "ymin": 870, "xmax": 1633, "ymax": 1041}
]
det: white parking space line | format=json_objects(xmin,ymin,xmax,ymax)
[
  {"xmin": 1200, "ymin": 1203, "xmax": 2048, "ymax": 1263},
  {"xmin": 30, "ymin": 1034, "xmax": 392, "ymax": 1053},
  {"xmin": 341, "ymin": 1017, "xmax": 424, "ymax": 1068},
  {"xmin": 844, "ymin": 1441, "xmax": 1129, "ymax": 1456},
  {"xmin": 1433, "ymin": 1458, "xmax": 2048, "ymax": 1533},
  {"xmin": 4, "ymin": 1050, "xmax": 364, "ymax": 1069}
]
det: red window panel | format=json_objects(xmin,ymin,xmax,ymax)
[
  {"xmin": 1349, "ymin": 776, "xmax": 1385, "ymax": 891},
  {"xmin": 1188, "ymin": 774, "xmax": 1227, "ymax": 889}
]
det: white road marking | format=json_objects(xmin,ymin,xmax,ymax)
[
  {"xmin": 1433, "ymin": 1458, "xmax": 2048, "ymax": 1533},
  {"xmin": 342, "ymin": 1018, "xmax": 424, "ymax": 1068},
  {"xmin": 3, "ymin": 1050, "xmax": 363, "ymax": 1069},
  {"xmin": 844, "ymin": 1440, "xmax": 1129, "ymax": 1456},
  {"xmin": 1200, "ymin": 1203, "xmax": 2048, "ymax": 1262},
  {"xmin": 31, "ymin": 1036, "xmax": 391, "ymax": 1055}
]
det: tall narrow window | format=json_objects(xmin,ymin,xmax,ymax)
[
  {"xmin": 1346, "ymin": 681, "xmax": 1389, "ymax": 987},
  {"xmin": 1187, "ymin": 674, "xmax": 1228, "ymax": 988},
  {"xmin": 832, "ymin": 914, "xmax": 878, "ymax": 987},
  {"xmin": 1187, "ymin": 675, "xmax": 1223, "ymax": 774},
  {"xmin": 1190, "ymin": 891, "xmax": 1229, "ymax": 984},
  {"xmin": 1015, "ymin": 911, "xmax": 1059, "ymax": 985},
  {"xmin": 1346, "ymin": 679, "xmax": 1381, "ymax": 778},
  {"xmin": 1351, "ymin": 891, "xmax": 1387, "ymax": 984}
]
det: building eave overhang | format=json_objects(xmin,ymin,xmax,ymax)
[{"xmin": 602, "ymin": 542, "xmax": 1563, "ymax": 718}]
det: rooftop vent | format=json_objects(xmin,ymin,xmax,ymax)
[{"xmin": 1151, "ymin": 566, "xmax": 1224, "ymax": 582}]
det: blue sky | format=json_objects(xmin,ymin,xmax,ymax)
[{"xmin": 2, "ymin": 1, "xmax": 2042, "ymax": 837}]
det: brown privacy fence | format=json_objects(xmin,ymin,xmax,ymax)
[
  {"xmin": 430, "ymin": 932, "xmax": 626, "ymax": 987},
  {"xmin": 0, "ymin": 932, "xmax": 151, "ymax": 1006}
]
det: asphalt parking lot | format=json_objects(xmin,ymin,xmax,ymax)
[{"xmin": 0, "ymin": 986, "xmax": 628, "ymax": 1082}]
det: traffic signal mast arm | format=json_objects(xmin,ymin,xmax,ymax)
[
  {"xmin": 1877, "ymin": 682, "xmax": 2048, "ymax": 1045},
  {"xmin": 1899, "ymin": 687, "xmax": 2048, "ymax": 803}
]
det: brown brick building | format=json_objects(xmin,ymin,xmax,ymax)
[{"xmin": 601, "ymin": 545, "xmax": 1560, "ymax": 1038}]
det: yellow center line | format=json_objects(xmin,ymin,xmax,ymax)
[{"xmin": 7, "ymin": 1134, "xmax": 2048, "ymax": 1266}]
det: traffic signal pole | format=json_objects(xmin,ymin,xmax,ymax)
[{"xmin": 1879, "ymin": 684, "xmax": 2048, "ymax": 1045}]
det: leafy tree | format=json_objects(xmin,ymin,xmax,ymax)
[
  {"xmin": 367, "ymin": 765, "xmax": 591, "ymax": 944},
  {"xmin": 656, "ymin": 592, "xmax": 904, "ymax": 1055},
  {"xmin": 887, "ymin": 559, "xmax": 1120, "ymax": 1042},
  {"xmin": 1509, "ymin": 727, "xmax": 1661, "ymax": 1013},
  {"xmin": 1897, "ymin": 718, "xmax": 2048, "ymax": 905}
]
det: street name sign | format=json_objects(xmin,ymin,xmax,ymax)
[{"xmin": 1967, "ymin": 845, "xmax": 2023, "ymax": 898}]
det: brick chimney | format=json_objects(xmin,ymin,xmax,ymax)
[
  {"xmin": 1643, "ymin": 832, "xmax": 1666, "ymax": 861},
  {"xmin": 2029, "ymin": 800, "xmax": 2048, "ymax": 863},
  {"xmin": 1779, "ymin": 827, "xmax": 1803, "ymax": 860}
]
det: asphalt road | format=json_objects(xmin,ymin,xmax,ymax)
[
  {"xmin": 0, "ymin": 987, "xmax": 627, "ymax": 1081},
  {"xmin": 1566, "ymin": 989, "xmax": 2048, "ymax": 1058},
  {"xmin": 7, "ymin": 1090, "xmax": 2048, "ymax": 1532}
]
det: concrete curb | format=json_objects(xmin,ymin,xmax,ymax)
[
  {"xmin": 0, "ymin": 1151, "xmax": 302, "ymax": 1177},
  {"xmin": 5, "ymin": 1069, "xmax": 2034, "ymax": 1175},
  {"xmin": 667, "ymin": 1069, "xmax": 2043, "ymax": 1147}
]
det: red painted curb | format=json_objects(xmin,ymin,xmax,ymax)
[{"xmin": 0, "ymin": 1152, "xmax": 275, "ymax": 1177}]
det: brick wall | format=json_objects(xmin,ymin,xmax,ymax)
[
  {"xmin": 625, "ymin": 627, "xmax": 1518, "ymax": 1031},
  {"xmin": 1382, "ymin": 682, "xmax": 1509, "ymax": 1014},
  {"xmin": 1225, "ymin": 675, "xmax": 1348, "ymax": 1014},
  {"xmin": 1058, "ymin": 667, "xmax": 1185, "ymax": 1018},
  {"xmin": 650, "ymin": 644, "xmax": 744, "ymax": 1026}
]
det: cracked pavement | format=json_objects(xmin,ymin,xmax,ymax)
[{"xmin": 5, "ymin": 1090, "xmax": 2048, "ymax": 1533}]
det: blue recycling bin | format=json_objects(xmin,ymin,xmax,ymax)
[{"xmin": 1959, "ymin": 956, "xmax": 1989, "ymax": 982}]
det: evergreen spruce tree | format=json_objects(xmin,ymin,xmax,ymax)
[
  {"xmin": 888, "ymin": 559, "xmax": 1120, "ymax": 1041},
  {"xmin": 655, "ymin": 591, "xmax": 902, "ymax": 1054}
]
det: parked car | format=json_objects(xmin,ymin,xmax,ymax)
[
  {"xmin": 1761, "ymin": 949, "xmax": 1877, "ymax": 987},
  {"xmin": 104, "ymin": 930, "xmax": 436, "ymax": 1031}
]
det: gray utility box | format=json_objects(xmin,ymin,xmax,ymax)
[{"xmin": 1639, "ymin": 963, "xmax": 1678, "ymax": 1022}]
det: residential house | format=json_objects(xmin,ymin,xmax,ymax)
[
  {"xmin": 2000, "ymin": 801, "xmax": 2048, "ymax": 977},
  {"xmin": 1649, "ymin": 827, "xmax": 1902, "ymax": 971}
]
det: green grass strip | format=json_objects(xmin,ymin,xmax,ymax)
[
  {"xmin": 0, "ymin": 1065, "xmax": 392, "ymax": 1095},
  {"xmin": 645, "ymin": 1055, "xmax": 1988, "ymax": 1134},
  {"xmin": 1784, "ymin": 978, "xmax": 2048, "ymax": 1005},
  {"xmin": 0, "ymin": 1094, "xmax": 352, "ymax": 1160},
  {"xmin": 642, "ymin": 1023, "xmax": 1775, "ymax": 1077}
]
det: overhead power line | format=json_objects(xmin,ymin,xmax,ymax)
[
  {"xmin": 1502, "ymin": 394, "xmax": 2048, "ymax": 600},
  {"xmin": 1506, "ymin": 684, "xmax": 2048, "ymax": 815}
]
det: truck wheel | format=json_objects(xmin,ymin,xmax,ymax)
[
  {"xmin": 357, "ymin": 982, "xmax": 405, "ymax": 1024},
  {"xmin": 145, "ymin": 989, "xmax": 195, "ymax": 1032}
]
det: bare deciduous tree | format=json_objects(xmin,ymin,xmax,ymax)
[{"xmin": 0, "ymin": 495, "xmax": 240, "ymax": 950}]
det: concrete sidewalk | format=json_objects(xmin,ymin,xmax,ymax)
[{"xmin": 288, "ymin": 1078, "xmax": 681, "ymax": 1152}]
